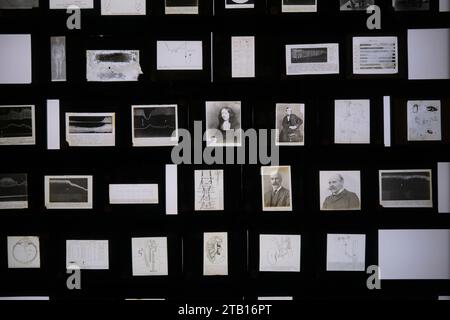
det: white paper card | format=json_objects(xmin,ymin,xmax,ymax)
[
  {"xmin": 132, "ymin": 237, "xmax": 168, "ymax": 276},
  {"xmin": 156, "ymin": 41, "xmax": 203, "ymax": 70},
  {"xmin": 0, "ymin": 34, "xmax": 32, "ymax": 84},
  {"xmin": 259, "ymin": 234, "xmax": 301, "ymax": 272},
  {"xmin": 407, "ymin": 100, "xmax": 441, "ymax": 141},
  {"xmin": 326, "ymin": 234, "xmax": 366, "ymax": 271},
  {"xmin": 438, "ymin": 163, "xmax": 450, "ymax": 213},
  {"xmin": 101, "ymin": 0, "xmax": 146, "ymax": 15},
  {"xmin": 231, "ymin": 36, "xmax": 255, "ymax": 78},
  {"xmin": 47, "ymin": 100, "xmax": 60, "ymax": 150},
  {"xmin": 109, "ymin": 184, "xmax": 158, "ymax": 204},
  {"xmin": 334, "ymin": 100, "xmax": 370, "ymax": 144},
  {"xmin": 7, "ymin": 236, "xmax": 40, "ymax": 269},
  {"xmin": 49, "ymin": 0, "xmax": 93, "ymax": 9},
  {"xmin": 165, "ymin": 165, "xmax": 178, "ymax": 215},
  {"xmin": 440, "ymin": 0, "xmax": 450, "ymax": 11},
  {"xmin": 66, "ymin": 240, "xmax": 109, "ymax": 270}
]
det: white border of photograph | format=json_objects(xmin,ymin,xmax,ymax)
[
  {"xmin": 282, "ymin": 0, "xmax": 317, "ymax": 12},
  {"xmin": 165, "ymin": 0, "xmax": 199, "ymax": 14},
  {"xmin": 65, "ymin": 112, "xmax": 115, "ymax": 147},
  {"xmin": 45, "ymin": 175, "xmax": 93, "ymax": 209},
  {"xmin": 379, "ymin": 169, "xmax": 433, "ymax": 208},
  {"xmin": 132, "ymin": 105, "xmax": 179, "ymax": 147},
  {"xmin": 275, "ymin": 103, "xmax": 305, "ymax": 147},
  {"xmin": 0, "ymin": 105, "xmax": 35, "ymax": 146},
  {"xmin": 261, "ymin": 166, "xmax": 293, "ymax": 212}
]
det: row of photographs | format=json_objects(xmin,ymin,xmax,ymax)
[
  {"xmin": 0, "ymin": 168, "xmax": 434, "ymax": 211},
  {"xmin": 0, "ymin": 100, "xmax": 444, "ymax": 147},
  {"xmin": 0, "ymin": 0, "xmax": 438, "ymax": 13}
]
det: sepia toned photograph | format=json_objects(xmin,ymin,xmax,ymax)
[
  {"xmin": 0, "ymin": 105, "xmax": 35, "ymax": 146},
  {"xmin": 261, "ymin": 166, "xmax": 293, "ymax": 212},
  {"xmin": 286, "ymin": 43, "xmax": 339, "ymax": 75},
  {"xmin": 45, "ymin": 175, "xmax": 93, "ymax": 209},
  {"xmin": 7, "ymin": 236, "xmax": 40, "ymax": 269},
  {"xmin": 0, "ymin": 173, "xmax": 28, "ymax": 209},
  {"xmin": 259, "ymin": 234, "xmax": 301, "ymax": 272},
  {"xmin": 132, "ymin": 105, "xmax": 178, "ymax": 147},
  {"xmin": 282, "ymin": 0, "xmax": 317, "ymax": 12},
  {"xmin": 66, "ymin": 113, "xmax": 115, "ymax": 147},
  {"xmin": 205, "ymin": 101, "xmax": 242, "ymax": 147},
  {"xmin": 334, "ymin": 99, "xmax": 371, "ymax": 144},
  {"xmin": 320, "ymin": 171, "xmax": 361, "ymax": 211},
  {"xmin": 379, "ymin": 169, "xmax": 433, "ymax": 208},
  {"xmin": 275, "ymin": 103, "xmax": 305, "ymax": 146},
  {"xmin": 165, "ymin": 0, "xmax": 198, "ymax": 14},
  {"xmin": 393, "ymin": 0, "xmax": 429, "ymax": 11},
  {"xmin": 225, "ymin": 0, "xmax": 254, "ymax": 9},
  {"xmin": 86, "ymin": 50, "xmax": 143, "ymax": 82},
  {"xmin": 51, "ymin": 36, "xmax": 66, "ymax": 82},
  {"xmin": 195, "ymin": 170, "xmax": 224, "ymax": 211},
  {"xmin": 340, "ymin": 0, "xmax": 375, "ymax": 10},
  {"xmin": 407, "ymin": 100, "xmax": 442, "ymax": 142},
  {"xmin": 203, "ymin": 232, "xmax": 228, "ymax": 276}
]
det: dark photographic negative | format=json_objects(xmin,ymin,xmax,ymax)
[
  {"xmin": 393, "ymin": 0, "xmax": 429, "ymax": 11},
  {"xmin": 49, "ymin": 177, "xmax": 89, "ymax": 203},
  {"xmin": 340, "ymin": 0, "xmax": 375, "ymax": 10},
  {"xmin": 291, "ymin": 48, "xmax": 328, "ymax": 63},
  {"xmin": 0, "ymin": 0, "xmax": 39, "ymax": 9},
  {"xmin": 69, "ymin": 115, "xmax": 113, "ymax": 134},
  {"xmin": 0, "ymin": 106, "xmax": 33, "ymax": 140},
  {"xmin": 166, "ymin": 0, "xmax": 198, "ymax": 7},
  {"xmin": 283, "ymin": 0, "xmax": 315, "ymax": 4},
  {"xmin": 0, "ymin": 174, "xmax": 27, "ymax": 208},
  {"xmin": 379, "ymin": 170, "xmax": 433, "ymax": 207}
]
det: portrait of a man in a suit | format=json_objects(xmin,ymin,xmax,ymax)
[
  {"xmin": 321, "ymin": 172, "xmax": 361, "ymax": 211},
  {"xmin": 262, "ymin": 166, "xmax": 292, "ymax": 211}
]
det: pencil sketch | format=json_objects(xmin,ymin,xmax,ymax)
[
  {"xmin": 203, "ymin": 232, "xmax": 228, "ymax": 276},
  {"xmin": 259, "ymin": 234, "xmax": 301, "ymax": 272},
  {"xmin": 86, "ymin": 50, "xmax": 143, "ymax": 82},
  {"xmin": 326, "ymin": 234, "xmax": 366, "ymax": 271},
  {"xmin": 132, "ymin": 237, "xmax": 168, "ymax": 276},
  {"xmin": 51, "ymin": 36, "xmax": 66, "ymax": 82},
  {"xmin": 231, "ymin": 36, "xmax": 255, "ymax": 78},
  {"xmin": 407, "ymin": 100, "xmax": 442, "ymax": 141},
  {"xmin": 66, "ymin": 112, "xmax": 115, "ymax": 147},
  {"xmin": 320, "ymin": 171, "xmax": 361, "ymax": 211},
  {"xmin": 8, "ymin": 236, "xmax": 40, "ymax": 269},
  {"xmin": 334, "ymin": 100, "xmax": 370, "ymax": 144},
  {"xmin": 45, "ymin": 175, "xmax": 93, "ymax": 209},
  {"xmin": 156, "ymin": 41, "xmax": 203, "ymax": 70},
  {"xmin": 0, "ymin": 105, "xmax": 35, "ymax": 146},
  {"xmin": 101, "ymin": 0, "xmax": 146, "ymax": 15},
  {"xmin": 195, "ymin": 170, "xmax": 224, "ymax": 211},
  {"xmin": 165, "ymin": 0, "xmax": 198, "ymax": 14},
  {"xmin": 0, "ymin": 173, "xmax": 28, "ymax": 209}
]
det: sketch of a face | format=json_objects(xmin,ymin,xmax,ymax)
[
  {"xmin": 270, "ymin": 172, "xmax": 282, "ymax": 188},
  {"xmin": 206, "ymin": 236, "xmax": 225, "ymax": 264},
  {"xmin": 12, "ymin": 238, "xmax": 38, "ymax": 265},
  {"xmin": 328, "ymin": 174, "xmax": 344, "ymax": 194}
]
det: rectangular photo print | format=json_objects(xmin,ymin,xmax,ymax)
[
  {"xmin": 66, "ymin": 112, "xmax": 115, "ymax": 147},
  {"xmin": 195, "ymin": 170, "xmax": 224, "ymax": 211},
  {"xmin": 259, "ymin": 234, "xmax": 301, "ymax": 272},
  {"xmin": 165, "ymin": 0, "xmax": 198, "ymax": 14},
  {"xmin": 86, "ymin": 50, "xmax": 143, "ymax": 82},
  {"xmin": 340, "ymin": 0, "xmax": 375, "ymax": 10},
  {"xmin": 282, "ymin": 0, "xmax": 317, "ymax": 12},
  {"xmin": 407, "ymin": 100, "xmax": 442, "ymax": 142},
  {"xmin": 261, "ymin": 166, "xmax": 293, "ymax": 212},
  {"xmin": 51, "ymin": 36, "xmax": 66, "ymax": 82},
  {"xmin": 275, "ymin": 103, "xmax": 305, "ymax": 146},
  {"xmin": 320, "ymin": 171, "xmax": 361, "ymax": 211},
  {"xmin": 132, "ymin": 105, "xmax": 179, "ymax": 147},
  {"xmin": 334, "ymin": 100, "xmax": 371, "ymax": 144},
  {"xmin": 353, "ymin": 36, "xmax": 398, "ymax": 75},
  {"xmin": 0, "ymin": 105, "xmax": 35, "ymax": 146},
  {"xmin": 203, "ymin": 232, "xmax": 228, "ymax": 276},
  {"xmin": 326, "ymin": 234, "xmax": 366, "ymax": 271},
  {"xmin": 379, "ymin": 169, "xmax": 433, "ymax": 208},
  {"xmin": 131, "ymin": 237, "xmax": 168, "ymax": 276},
  {"xmin": 0, "ymin": 174, "xmax": 28, "ymax": 209},
  {"xmin": 393, "ymin": 0, "xmax": 429, "ymax": 11},
  {"xmin": 225, "ymin": 0, "xmax": 254, "ymax": 9},
  {"xmin": 100, "ymin": 0, "xmax": 146, "ymax": 15},
  {"xmin": 205, "ymin": 101, "xmax": 242, "ymax": 147},
  {"xmin": 45, "ymin": 175, "xmax": 93, "ymax": 209},
  {"xmin": 286, "ymin": 43, "xmax": 339, "ymax": 75},
  {"xmin": 7, "ymin": 236, "xmax": 40, "ymax": 269},
  {"xmin": 66, "ymin": 240, "xmax": 109, "ymax": 270},
  {"xmin": 156, "ymin": 41, "xmax": 203, "ymax": 71}
]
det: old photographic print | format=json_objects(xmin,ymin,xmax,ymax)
[
  {"xmin": 286, "ymin": 43, "xmax": 339, "ymax": 75},
  {"xmin": 0, "ymin": 105, "xmax": 35, "ymax": 145},
  {"xmin": 225, "ymin": 0, "xmax": 254, "ymax": 9},
  {"xmin": 275, "ymin": 103, "xmax": 305, "ymax": 146},
  {"xmin": 205, "ymin": 101, "xmax": 242, "ymax": 147},
  {"xmin": 0, "ymin": 174, "xmax": 28, "ymax": 209},
  {"xmin": 393, "ymin": 0, "xmax": 429, "ymax": 11},
  {"xmin": 165, "ymin": 0, "xmax": 198, "ymax": 14},
  {"xmin": 407, "ymin": 100, "xmax": 442, "ymax": 142},
  {"xmin": 340, "ymin": 0, "xmax": 375, "ymax": 11},
  {"xmin": 66, "ymin": 112, "xmax": 115, "ymax": 147},
  {"xmin": 45, "ymin": 175, "xmax": 93, "ymax": 209},
  {"xmin": 282, "ymin": 0, "xmax": 317, "ymax": 12},
  {"xmin": 261, "ymin": 166, "xmax": 293, "ymax": 212},
  {"xmin": 320, "ymin": 171, "xmax": 361, "ymax": 211}
]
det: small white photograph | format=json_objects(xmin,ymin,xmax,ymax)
[
  {"xmin": 132, "ymin": 105, "xmax": 178, "ymax": 147},
  {"xmin": 286, "ymin": 43, "xmax": 339, "ymax": 75},
  {"xmin": 7, "ymin": 236, "xmax": 40, "ymax": 269},
  {"xmin": 195, "ymin": 170, "xmax": 224, "ymax": 211},
  {"xmin": 320, "ymin": 171, "xmax": 361, "ymax": 211},
  {"xmin": 353, "ymin": 37, "xmax": 398, "ymax": 75},
  {"xmin": 231, "ymin": 36, "xmax": 255, "ymax": 78},
  {"xmin": 203, "ymin": 232, "xmax": 228, "ymax": 276},
  {"xmin": 340, "ymin": 0, "xmax": 375, "ymax": 10},
  {"xmin": 0, "ymin": 105, "xmax": 35, "ymax": 146},
  {"xmin": 66, "ymin": 240, "xmax": 109, "ymax": 270},
  {"xmin": 65, "ymin": 112, "xmax": 115, "ymax": 147},
  {"xmin": 261, "ymin": 166, "xmax": 293, "ymax": 212},
  {"xmin": 49, "ymin": 0, "xmax": 93, "ymax": 9},
  {"xmin": 0, "ymin": 34, "xmax": 32, "ymax": 84},
  {"xmin": 45, "ymin": 175, "xmax": 93, "ymax": 209},
  {"xmin": 0, "ymin": 174, "xmax": 28, "ymax": 209},
  {"xmin": 225, "ymin": 0, "xmax": 254, "ymax": 9},
  {"xmin": 379, "ymin": 169, "xmax": 433, "ymax": 208},
  {"xmin": 275, "ymin": 103, "xmax": 305, "ymax": 146},
  {"xmin": 282, "ymin": 0, "xmax": 317, "ymax": 12},
  {"xmin": 109, "ymin": 184, "xmax": 159, "ymax": 204},
  {"xmin": 259, "ymin": 234, "xmax": 301, "ymax": 272},
  {"xmin": 86, "ymin": 50, "xmax": 143, "ymax": 82},
  {"xmin": 326, "ymin": 234, "xmax": 366, "ymax": 271},
  {"xmin": 101, "ymin": 0, "xmax": 146, "ymax": 15},
  {"xmin": 205, "ymin": 101, "xmax": 242, "ymax": 147},
  {"xmin": 156, "ymin": 41, "xmax": 203, "ymax": 70},
  {"xmin": 131, "ymin": 237, "xmax": 168, "ymax": 276},
  {"xmin": 165, "ymin": 0, "xmax": 198, "ymax": 14},
  {"xmin": 51, "ymin": 36, "xmax": 66, "ymax": 82},
  {"xmin": 407, "ymin": 100, "xmax": 442, "ymax": 142},
  {"xmin": 334, "ymin": 100, "xmax": 371, "ymax": 144}
]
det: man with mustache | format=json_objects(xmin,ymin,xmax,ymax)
[
  {"xmin": 322, "ymin": 174, "xmax": 360, "ymax": 210},
  {"xmin": 264, "ymin": 171, "xmax": 291, "ymax": 208}
]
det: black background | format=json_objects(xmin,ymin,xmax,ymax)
[{"xmin": 0, "ymin": 0, "xmax": 449, "ymax": 302}]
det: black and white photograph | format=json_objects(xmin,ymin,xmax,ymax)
[
  {"xmin": 165, "ymin": 0, "xmax": 198, "ymax": 14},
  {"xmin": 51, "ymin": 36, "xmax": 66, "ymax": 82},
  {"xmin": 393, "ymin": 0, "xmax": 429, "ymax": 11},
  {"xmin": 0, "ymin": 105, "xmax": 35, "ymax": 146},
  {"xmin": 379, "ymin": 169, "xmax": 433, "ymax": 208},
  {"xmin": 286, "ymin": 43, "xmax": 340, "ymax": 75},
  {"xmin": 261, "ymin": 166, "xmax": 293, "ymax": 212},
  {"xmin": 282, "ymin": 0, "xmax": 317, "ymax": 12},
  {"xmin": 205, "ymin": 101, "xmax": 242, "ymax": 147},
  {"xmin": 86, "ymin": 50, "xmax": 143, "ymax": 82},
  {"xmin": 66, "ymin": 112, "xmax": 115, "ymax": 147},
  {"xmin": 407, "ymin": 100, "xmax": 442, "ymax": 142},
  {"xmin": 326, "ymin": 234, "xmax": 366, "ymax": 271},
  {"xmin": 0, "ymin": 0, "xmax": 39, "ymax": 9},
  {"xmin": 353, "ymin": 36, "xmax": 398, "ymax": 74},
  {"xmin": 225, "ymin": 0, "xmax": 254, "ymax": 9},
  {"xmin": 275, "ymin": 103, "xmax": 305, "ymax": 146},
  {"xmin": 132, "ymin": 105, "xmax": 179, "ymax": 147},
  {"xmin": 0, "ymin": 174, "xmax": 28, "ymax": 209},
  {"xmin": 45, "ymin": 175, "xmax": 93, "ymax": 209},
  {"xmin": 320, "ymin": 171, "xmax": 361, "ymax": 211},
  {"xmin": 340, "ymin": 0, "xmax": 375, "ymax": 10}
]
